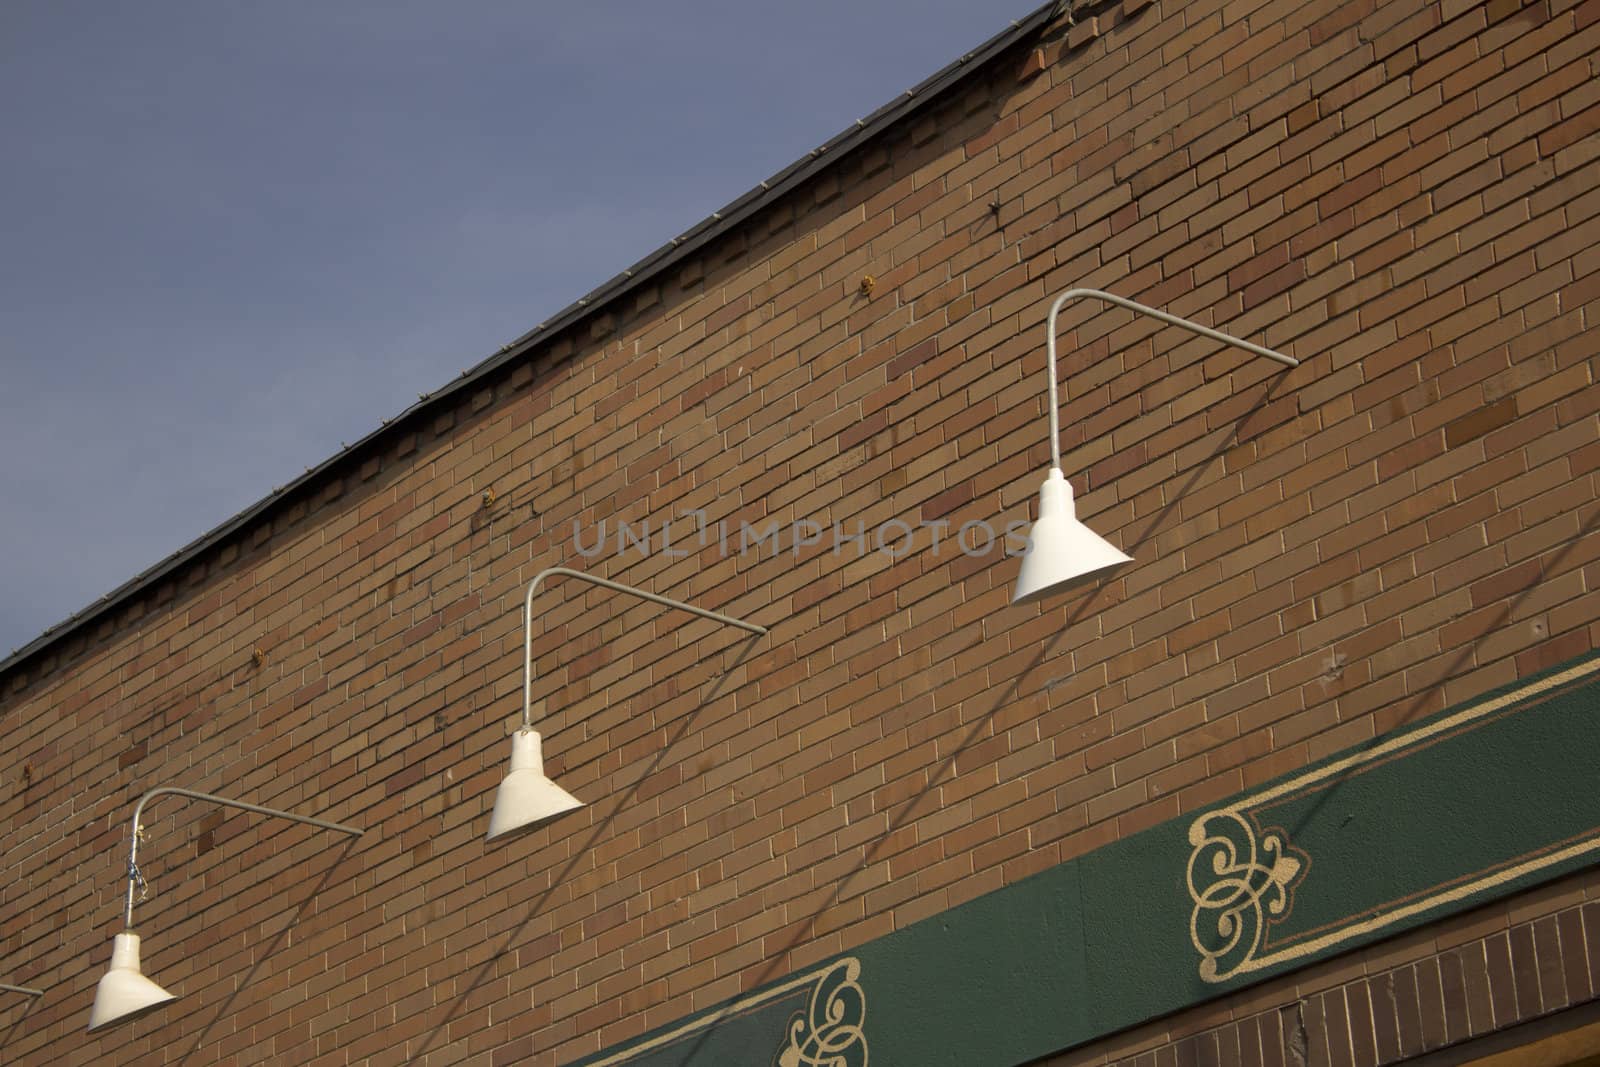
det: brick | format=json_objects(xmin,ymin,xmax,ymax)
[
  {"xmin": 1370, "ymin": 971, "xmax": 1402, "ymax": 1060},
  {"xmin": 1541, "ymin": 102, "xmax": 1600, "ymax": 155},
  {"xmin": 1534, "ymin": 914, "xmax": 1570, "ymax": 1010},
  {"xmin": 1556, "ymin": 905, "xmax": 1593, "ymax": 1004},
  {"xmin": 1444, "ymin": 397, "xmax": 1519, "ymax": 448},
  {"xmin": 1510, "ymin": 922, "xmax": 1544, "ymax": 1020},
  {"xmin": 1345, "ymin": 982, "xmax": 1379, "ymax": 1067},
  {"xmin": 1393, "ymin": 962, "xmax": 1425, "ymax": 1057}
]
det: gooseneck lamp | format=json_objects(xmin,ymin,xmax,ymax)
[
  {"xmin": 1013, "ymin": 289, "xmax": 1299, "ymax": 604},
  {"xmin": 88, "ymin": 787, "xmax": 362, "ymax": 1031},
  {"xmin": 487, "ymin": 567, "xmax": 767, "ymax": 843}
]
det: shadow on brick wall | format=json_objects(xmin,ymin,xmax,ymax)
[
  {"xmin": 409, "ymin": 631, "xmax": 766, "ymax": 1063},
  {"xmin": 176, "ymin": 834, "xmax": 363, "ymax": 1066}
]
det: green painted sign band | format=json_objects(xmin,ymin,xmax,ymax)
[
  {"xmin": 570, "ymin": 959, "xmax": 866, "ymax": 1067},
  {"xmin": 1188, "ymin": 652, "xmax": 1600, "ymax": 983},
  {"xmin": 572, "ymin": 650, "xmax": 1600, "ymax": 1067}
]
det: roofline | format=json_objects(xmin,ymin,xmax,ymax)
[{"xmin": 0, "ymin": 0, "xmax": 1061, "ymax": 684}]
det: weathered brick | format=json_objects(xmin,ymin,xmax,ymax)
[{"xmin": 6, "ymin": 6, "xmax": 1600, "ymax": 1067}]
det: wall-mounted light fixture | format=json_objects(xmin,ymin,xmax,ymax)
[
  {"xmin": 88, "ymin": 788, "xmax": 362, "ymax": 1032},
  {"xmin": 1012, "ymin": 289, "xmax": 1299, "ymax": 604},
  {"xmin": 487, "ymin": 567, "xmax": 767, "ymax": 843}
]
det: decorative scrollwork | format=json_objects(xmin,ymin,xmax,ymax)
[
  {"xmin": 1186, "ymin": 810, "xmax": 1307, "ymax": 982},
  {"xmin": 774, "ymin": 957, "xmax": 868, "ymax": 1067}
]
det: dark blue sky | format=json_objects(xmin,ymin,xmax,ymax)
[{"xmin": 0, "ymin": 2, "xmax": 1032, "ymax": 656}]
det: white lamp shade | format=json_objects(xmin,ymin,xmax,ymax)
[
  {"xmin": 1012, "ymin": 468, "xmax": 1132, "ymax": 604},
  {"xmin": 486, "ymin": 730, "xmax": 585, "ymax": 842},
  {"xmin": 88, "ymin": 932, "xmax": 175, "ymax": 1031}
]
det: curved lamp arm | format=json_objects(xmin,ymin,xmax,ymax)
[
  {"xmin": 0, "ymin": 983, "xmax": 43, "ymax": 997},
  {"xmin": 520, "ymin": 567, "xmax": 767, "ymax": 731},
  {"xmin": 121, "ymin": 787, "xmax": 362, "ymax": 930},
  {"xmin": 1042, "ymin": 289, "xmax": 1298, "ymax": 472},
  {"xmin": 1012, "ymin": 290, "xmax": 1300, "ymax": 604}
]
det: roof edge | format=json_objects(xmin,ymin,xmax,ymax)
[{"xmin": 0, "ymin": 0, "xmax": 1062, "ymax": 686}]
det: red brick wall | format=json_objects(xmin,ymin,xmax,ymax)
[{"xmin": 3, "ymin": 0, "xmax": 1598, "ymax": 1062}]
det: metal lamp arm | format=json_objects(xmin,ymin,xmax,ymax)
[
  {"xmin": 121, "ymin": 787, "xmax": 362, "ymax": 929},
  {"xmin": 0, "ymin": 983, "xmax": 43, "ymax": 997},
  {"xmin": 1043, "ymin": 289, "xmax": 1298, "ymax": 472},
  {"xmin": 521, "ymin": 567, "xmax": 767, "ymax": 731}
]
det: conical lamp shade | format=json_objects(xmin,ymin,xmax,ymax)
[
  {"xmin": 1012, "ymin": 468, "xmax": 1132, "ymax": 604},
  {"xmin": 88, "ymin": 932, "xmax": 175, "ymax": 1031},
  {"xmin": 486, "ymin": 730, "xmax": 585, "ymax": 842}
]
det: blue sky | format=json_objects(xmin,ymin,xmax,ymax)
[{"xmin": 0, "ymin": 2, "xmax": 1032, "ymax": 657}]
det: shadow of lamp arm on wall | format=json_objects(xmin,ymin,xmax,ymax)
[
  {"xmin": 88, "ymin": 787, "xmax": 363, "ymax": 1032},
  {"xmin": 487, "ymin": 567, "xmax": 769, "ymax": 843},
  {"xmin": 1012, "ymin": 289, "xmax": 1301, "ymax": 605}
]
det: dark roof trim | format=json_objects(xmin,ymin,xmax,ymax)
[{"xmin": 0, "ymin": 1, "xmax": 1061, "ymax": 683}]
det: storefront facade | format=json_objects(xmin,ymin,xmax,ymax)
[{"xmin": 4, "ymin": 0, "xmax": 1600, "ymax": 1063}]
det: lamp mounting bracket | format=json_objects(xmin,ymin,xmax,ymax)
[
  {"xmin": 118, "ymin": 787, "xmax": 361, "ymax": 930},
  {"xmin": 1042, "ymin": 288, "xmax": 1297, "ymax": 472},
  {"xmin": 519, "ymin": 567, "xmax": 767, "ymax": 732}
]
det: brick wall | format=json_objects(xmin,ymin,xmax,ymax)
[{"xmin": 3, "ymin": 0, "xmax": 1598, "ymax": 1062}]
